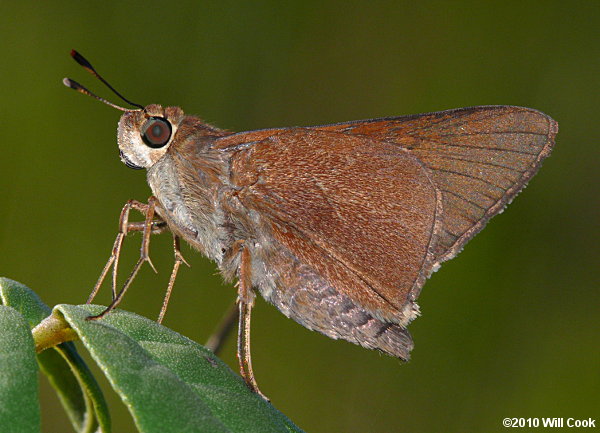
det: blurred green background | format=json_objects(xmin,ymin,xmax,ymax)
[{"xmin": 1, "ymin": 1, "xmax": 598, "ymax": 432}]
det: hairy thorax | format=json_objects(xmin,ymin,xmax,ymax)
[{"xmin": 146, "ymin": 149, "xmax": 234, "ymax": 266}]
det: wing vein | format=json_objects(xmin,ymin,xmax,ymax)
[
  {"xmin": 438, "ymin": 130, "xmax": 549, "ymax": 137},
  {"xmin": 433, "ymin": 167, "xmax": 506, "ymax": 190},
  {"xmin": 407, "ymin": 135, "xmax": 539, "ymax": 155},
  {"xmin": 441, "ymin": 189, "xmax": 487, "ymax": 211},
  {"xmin": 413, "ymin": 149, "xmax": 526, "ymax": 172}
]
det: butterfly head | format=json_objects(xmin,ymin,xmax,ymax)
[
  {"xmin": 117, "ymin": 104, "xmax": 184, "ymax": 170},
  {"xmin": 63, "ymin": 50, "xmax": 190, "ymax": 170}
]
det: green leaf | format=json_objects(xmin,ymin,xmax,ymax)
[
  {"xmin": 0, "ymin": 305, "xmax": 40, "ymax": 433},
  {"xmin": 0, "ymin": 278, "xmax": 51, "ymax": 326},
  {"xmin": 0, "ymin": 278, "xmax": 110, "ymax": 433},
  {"xmin": 56, "ymin": 304, "xmax": 303, "ymax": 433},
  {"xmin": 38, "ymin": 344, "xmax": 110, "ymax": 433}
]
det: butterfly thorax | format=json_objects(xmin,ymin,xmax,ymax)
[{"xmin": 146, "ymin": 118, "xmax": 237, "ymax": 268}]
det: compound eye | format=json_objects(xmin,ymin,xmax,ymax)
[{"xmin": 141, "ymin": 117, "xmax": 172, "ymax": 148}]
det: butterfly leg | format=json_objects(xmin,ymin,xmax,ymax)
[
  {"xmin": 237, "ymin": 245, "xmax": 269, "ymax": 401},
  {"xmin": 156, "ymin": 235, "xmax": 190, "ymax": 324},
  {"xmin": 88, "ymin": 196, "xmax": 166, "ymax": 320},
  {"xmin": 205, "ymin": 300, "xmax": 238, "ymax": 355},
  {"xmin": 205, "ymin": 237, "xmax": 244, "ymax": 354}
]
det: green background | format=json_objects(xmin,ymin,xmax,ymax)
[{"xmin": 1, "ymin": 1, "xmax": 598, "ymax": 432}]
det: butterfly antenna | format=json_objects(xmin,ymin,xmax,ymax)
[
  {"xmin": 62, "ymin": 78, "xmax": 131, "ymax": 112},
  {"xmin": 65, "ymin": 49, "xmax": 144, "ymax": 110}
]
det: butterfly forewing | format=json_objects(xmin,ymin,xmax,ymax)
[
  {"xmin": 218, "ymin": 105, "xmax": 556, "ymax": 324},
  {"xmin": 314, "ymin": 105, "xmax": 557, "ymax": 265},
  {"xmin": 226, "ymin": 130, "xmax": 438, "ymax": 322}
]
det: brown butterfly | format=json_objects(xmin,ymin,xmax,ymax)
[{"xmin": 65, "ymin": 50, "xmax": 557, "ymax": 399}]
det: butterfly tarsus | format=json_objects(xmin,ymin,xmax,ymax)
[
  {"xmin": 86, "ymin": 197, "xmax": 168, "ymax": 321},
  {"xmin": 157, "ymin": 235, "xmax": 190, "ymax": 324},
  {"xmin": 236, "ymin": 245, "xmax": 269, "ymax": 401}
]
